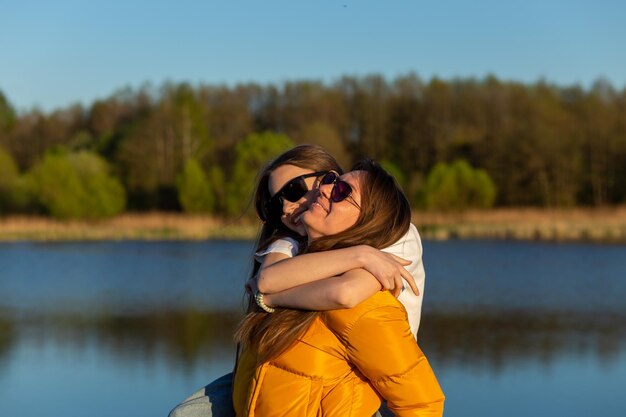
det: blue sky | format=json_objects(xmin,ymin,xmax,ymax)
[{"xmin": 1, "ymin": 0, "xmax": 625, "ymax": 112}]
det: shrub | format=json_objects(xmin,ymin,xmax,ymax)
[
  {"xmin": 207, "ymin": 165, "xmax": 226, "ymax": 214},
  {"xmin": 176, "ymin": 158, "xmax": 215, "ymax": 213},
  {"xmin": 420, "ymin": 159, "xmax": 497, "ymax": 211},
  {"xmin": 28, "ymin": 150, "xmax": 126, "ymax": 219},
  {"xmin": 69, "ymin": 152, "xmax": 126, "ymax": 218}
]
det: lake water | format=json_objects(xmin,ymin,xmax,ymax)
[{"xmin": 1, "ymin": 239, "xmax": 625, "ymax": 417}]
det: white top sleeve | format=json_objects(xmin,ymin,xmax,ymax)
[
  {"xmin": 381, "ymin": 223, "xmax": 426, "ymax": 339},
  {"xmin": 254, "ymin": 237, "xmax": 300, "ymax": 263}
]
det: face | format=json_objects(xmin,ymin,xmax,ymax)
[
  {"xmin": 268, "ymin": 164, "xmax": 323, "ymax": 236},
  {"xmin": 302, "ymin": 170, "xmax": 363, "ymax": 241}
]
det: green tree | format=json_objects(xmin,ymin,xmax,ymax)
[
  {"xmin": 117, "ymin": 83, "xmax": 211, "ymax": 209},
  {"xmin": 420, "ymin": 159, "xmax": 496, "ymax": 211},
  {"xmin": 0, "ymin": 91, "xmax": 16, "ymax": 133},
  {"xmin": 296, "ymin": 121, "xmax": 352, "ymax": 170},
  {"xmin": 207, "ymin": 165, "xmax": 226, "ymax": 214},
  {"xmin": 28, "ymin": 152, "xmax": 85, "ymax": 218},
  {"xmin": 176, "ymin": 158, "xmax": 215, "ymax": 213},
  {"xmin": 472, "ymin": 169, "xmax": 497, "ymax": 209},
  {"xmin": 3, "ymin": 76, "xmax": 626, "ymax": 210},
  {"xmin": 69, "ymin": 152, "xmax": 126, "ymax": 217},
  {"xmin": 0, "ymin": 146, "xmax": 19, "ymax": 213},
  {"xmin": 225, "ymin": 132, "xmax": 294, "ymax": 217},
  {"xmin": 28, "ymin": 150, "xmax": 125, "ymax": 219}
]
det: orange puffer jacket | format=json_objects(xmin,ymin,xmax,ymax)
[{"xmin": 233, "ymin": 291, "xmax": 445, "ymax": 417}]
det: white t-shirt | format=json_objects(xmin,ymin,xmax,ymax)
[
  {"xmin": 254, "ymin": 224, "xmax": 425, "ymax": 338},
  {"xmin": 254, "ymin": 237, "xmax": 300, "ymax": 263},
  {"xmin": 381, "ymin": 223, "xmax": 425, "ymax": 338}
]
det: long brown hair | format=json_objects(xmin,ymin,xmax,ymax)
[
  {"xmin": 250, "ymin": 144, "xmax": 343, "ymax": 277},
  {"xmin": 235, "ymin": 159, "xmax": 412, "ymax": 363}
]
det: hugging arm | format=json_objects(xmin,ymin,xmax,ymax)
[
  {"xmin": 263, "ymin": 268, "xmax": 382, "ymax": 310},
  {"xmin": 256, "ymin": 245, "xmax": 417, "ymax": 301}
]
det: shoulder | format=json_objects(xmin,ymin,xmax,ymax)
[
  {"xmin": 254, "ymin": 237, "xmax": 300, "ymax": 261},
  {"xmin": 323, "ymin": 291, "xmax": 407, "ymax": 339},
  {"xmin": 381, "ymin": 223, "xmax": 422, "ymax": 258}
]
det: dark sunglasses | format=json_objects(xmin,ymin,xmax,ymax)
[
  {"xmin": 319, "ymin": 171, "xmax": 360, "ymax": 209},
  {"xmin": 262, "ymin": 171, "xmax": 327, "ymax": 221}
]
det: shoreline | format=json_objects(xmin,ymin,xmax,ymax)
[
  {"xmin": 1, "ymin": 207, "xmax": 626, "ymax": 244},
  {"xmin": 412, "ymin": 206, "xmax": 626, "ymax": 243}
]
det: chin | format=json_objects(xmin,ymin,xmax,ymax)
[
  {"xmin": 293, "ymin": 224, "xmax": 307, "ymax": 236},
  {"xmin": 281, "ymin": 218, "xmax": 305, "ymax": 236}
]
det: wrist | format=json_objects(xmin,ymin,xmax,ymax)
[
  {"xmin": 354, "ymin": 245, "xmax": 373, "ymax": 269},
  {"xmin": 254, "ymin": 291, "xmax": 276, "ymax": 313}
]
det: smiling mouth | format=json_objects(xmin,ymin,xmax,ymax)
[{"xmin": 312, "ymin": 200, "xmax": 329, "ymax": 213}]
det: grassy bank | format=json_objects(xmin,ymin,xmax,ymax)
[
  {"xmin": 413, "ymin": 206, "xmax": 626, "ymax": 243},
  {"xmin": 0, "ymin": 213, "xmax": 258, "ymax": 242},
  {"xmin": 1, "ymin": 207, "xmax": 626, "ymax": 243}
]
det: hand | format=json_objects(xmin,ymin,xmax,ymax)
[{"xmin": 358, "ymin": 246, "xmax": 419, "ymax": 298}]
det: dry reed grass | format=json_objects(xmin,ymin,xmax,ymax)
[
  {"xmin": 0, "ymin": 213, "xmax": 259, "ymax": 242},
  {"xmin": 1, "ymin": 207, "xmax": 626, "ymax": 243},
  {"xmin": 412, "ymin": 206, "xmax": 626, "ymax": 243}
]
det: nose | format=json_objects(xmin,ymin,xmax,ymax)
[{"xmin": 319, "ymin": 183, "xmax": 333, "ymax": 199}]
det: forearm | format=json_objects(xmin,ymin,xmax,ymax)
[
  {"xmin": 264, "ymin": 270, "xmax": 381, "ymax": 310},
  {"xmin": 257, "ymin": 246, "xmax": 373, "ymax": 294}
]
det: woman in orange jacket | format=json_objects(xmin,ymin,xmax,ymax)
[
  {"xmin": 233, "ymin": 160, "xmax": 445, "ymax": 417},
  {"xmin": 169, "ymin": 146, "xmax": 428, "ymax": 417}
]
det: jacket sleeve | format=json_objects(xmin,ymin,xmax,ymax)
[{"xmin": 326, "ymin": 292, "xmax": 445, "ymax": 416}]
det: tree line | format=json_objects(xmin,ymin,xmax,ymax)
[{"xmin": 0, "ymin": 73, "xmax": 625, "ymax": 219}]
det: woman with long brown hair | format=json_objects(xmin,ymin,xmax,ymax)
[
  {"xmin": 169, "ymin": 146, "xmax": 425, "ymax": 417},
  {"xmin": 233, "ymin": 160, "xmax": 444, "ymax": 417}
]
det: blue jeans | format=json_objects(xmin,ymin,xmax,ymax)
[{"xmin": 168, "ymin": 373, "xmax": 235, "ymax": 417}]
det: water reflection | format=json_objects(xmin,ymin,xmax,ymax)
[
  {"xmin": 2, "ymin": 308, "xmax": 624, "ymax": 373},
  {"xmin": 1, "ymin": 309, "xmax": 242, "ymax": 371},
  {"xmin": 418, "ymin": 310, "xmax": 626, "ymax": 372},
  {"xmin": 0, "ymin": 315, "xmax": 15, "ymax": 371}
]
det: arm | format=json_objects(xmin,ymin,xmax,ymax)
[
  {"xmin": 264, "ymin": 268, "xmax": 382, "ymax": 310},
  {"xmin": 257, "ymin": 245, "xmax": 417, "ymax": 296},
  {"xmin": 325, "ymin": 287, "xmax": 445, "ymax": 416},
  {"xmin": 245, "ymin": 250, "xmax": 290, "ymax": 295}
]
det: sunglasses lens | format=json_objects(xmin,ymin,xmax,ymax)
[
  {"xmin": 320, "ymin": 171, "xmax": 338, "ymax": 185},
  {"xmin": 281, "ymin": 178, "xmax": 308, "ymax": 202},
  {"xmin": 331, "ymin": 180, "xmax": 352, "ymax": 202},
  {"xmin": 263, "ymin": 171, "xmax": 328, "ymax": 221}
]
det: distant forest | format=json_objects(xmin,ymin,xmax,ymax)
[{"xmin": 1, "ymin": 74, "xmax": 625, "ymax": 219}]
